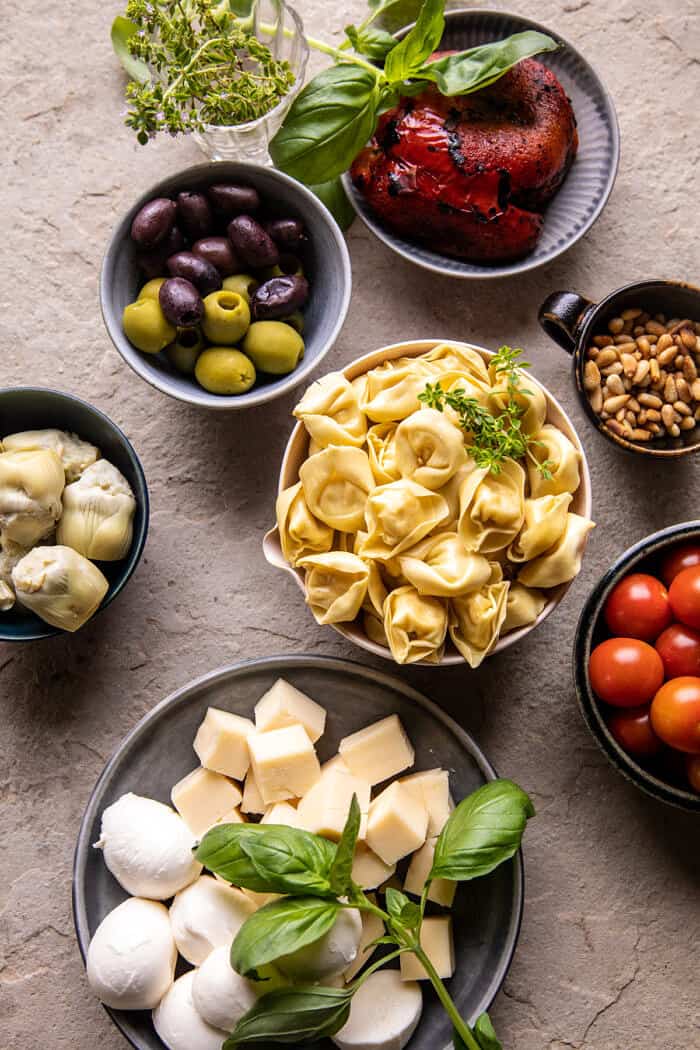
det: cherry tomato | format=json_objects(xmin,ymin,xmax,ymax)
[
  {"xmin": 589, "ymin": 638, "xmax": 665, "ymax": 707},
  {"xmin": 650, "ymin": 676, "xmax": 700, "ymax": 753},
  {"xmin": 607, "ymin": 706, "xmax": 661, "ymax": 757},
  {"xmin": 604, "ymin": 573, "xmax": 672, "ymax": 640},
  {"xmin": 668, "ymin": 565, "xmax": 700, "ymax": 630},
  {"xmin": 686, "ymin": 755, "xmax": 700, "ymax": 793},
  {"xmin": 655, "ymin": 623, "xmax": 700, "ymax": 678},
  {"xmin": 660, "ymin": 543, "xmax": 700, "ymax": 587}
]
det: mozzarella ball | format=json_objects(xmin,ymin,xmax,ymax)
[
  {"xmin": 169, "ymin": 875, "xmax": 256, "ymax": 965},
  {"xmin": 333, "ymin": 969, "xmax": 422, "ymax": 1050},
  {"xmin": 153, "ymin": 971, "xmax": 226, "ymax": 1050},
  {"xmin": 95, "ymin": 793, "xmax": 202, "ymax": 900},
  {"xmin": 192, "ymin": 946, "xmax": 259, "ymax": 1031},
  {"xmin": 87, "ymin": 897, "xmax": 176, "ymax": 1010},
  {"xmin": 277, "ymin": 907, "xmax": 362, "ymax": 982}
]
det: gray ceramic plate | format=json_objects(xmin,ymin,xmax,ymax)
[
  {"xmin": 73, "ymin": 655, "xmax": 524, "ymax": 1050},
  {"xmin": 342, "ymin": 8, "xmax": 620, "ymax": 279}
]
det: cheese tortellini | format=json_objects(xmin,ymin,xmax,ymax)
[{"xmin": 276, "ymin": 342, "xmax": 594, "ymax": 666}]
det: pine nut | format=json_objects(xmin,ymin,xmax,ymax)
[
  {"xmin": 644, "ymin": 409, "xmax": 662, "ymax": 422},
  {"xmin": 680, "ymin": 417, "xmax": 697, "ymax": 431},
  {"xmin": 604, "ymin": 394, "xmax": 630, "ymax": 414},
  {"xmin": 601, "ymin": 362, "xmax": 624, "ymax": 376},
  {"xmin": 588, "ymin": 387, "xmax": 603, "ymax": 413},
  {"xmin": 650, "ymin": 360, "xmax": 661, "ymax": 382},
  {"xmin": 661, "ymin": 404, "xmax": 678, "ymax": 429},
  {"xmin": 614, "ymin": 334, "xmax": 632, "ymax": 345},
  {"xmin": 621, "ymin": 308, "xmax": 642, "ymax": 321},
  {"xmin": 639, "ymin": 392, "xmax": 663, "ymax": 408},
  {"xmin": 636, "ymin": 337, "xmax": 651, "ymax": 356},
  {"xmin": 584, "ymin": 361, "xmax": 601, "ymax": 390},
  {"xmin": 586, "ymin": 346, "xmax": 599, "ymax": 360},
  {"xmin": 664, "ymin": 376, "xmax": 678, "ymax": 403},
  {"xmin": 657, "ymin": 346, "xmax": 677, "ymax": 367},
  {"xmin": 656, "ymin": 333, "xmax": 674, "ymax": 353},
  {"xmin": 676, "ymin": 376, "xmax": 692, "ymax": 402},
  {"xmin": 605, "ymin": 419, "xmax": 628, "ymax": 437},
  {"xmin": 595, "ymin": 348, "xmax": 618, "ymax": 368},
  {"xmin": 692, "ymin": 379, "xmax": 700, "ymax": 400},
  {"xmin": 646, "ymin": 320, "xmax": 666, "ymax": 336},
  {"xmin": 681, "ymin": 327, "xmax": 697, "ymax": 350},
  {"xmin": 628, "ymin": 397, "xmax": 641, "ymax": 412},
  {"xmin": 608, "ymin": 317, "xmax": 625, "ymax": 334},
  {"xmin": 605, "ymin": 374, "xmax": 625, "ymax": 396},
  {"xmin": 630, "ymin": 428, "xmax": 652, "ymax": 441},
  {"xmin": 669, "ymin": 423, "xmax": 681, "ymax": 438},
  {"xmin": 674, "ymin": 401, "xmax": 692, "ymax": 416},
  {"xmin": 593, "ymin": 335, "xmax": 614, "ymax": 348},
  {"xmin": 633, "ymin": 360, "xmax": 650, "ymax": 384},
  {"xmin": 621, "ymin": 353, "xmax": 637, "ymax": 377}
]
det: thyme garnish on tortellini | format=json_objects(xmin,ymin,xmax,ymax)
[{"xmin": 276, "ymin": 343, "xmax": 595, "ymax": 667}]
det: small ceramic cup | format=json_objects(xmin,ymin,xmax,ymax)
[
  {"xmin": 573, "ymin": 520, "xmax": 700, "ymax": 812},
  {"xmin": 538, "ymin": 279, "xmax": 700, "ymax": 457}
]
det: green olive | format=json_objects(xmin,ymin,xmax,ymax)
[
  {"xmin": 242, "ymin": 321, "xmax": 305, "ymax": 375},
  {"xmin": 139, "ymin": 277, "xmax": 166, "ymax": 301},
  {"xmin": 202, "ymin": 290, "xmax": 251, "ymax": 345},
  {"xmin": 282, "ymin": 311, "xmax": 305, "ymax": 334},
  {"xmin": 123, "ymin": 298, "xmax": 176, "ymax": 354},
  {"xmin": 195, "ymin": 347, "xmax": 256, "ymax": 395},
  {"xmin": 167, "ymin": 327, "xmax": 205, "ymax": 374},
  {"xmin": 221, "ymin": 274, "xmax": 259, "ymax": 304}
]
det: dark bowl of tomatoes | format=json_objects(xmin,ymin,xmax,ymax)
[{"xmin": 574, "ymin": 521, "xmax": 700, "ymax": 811}]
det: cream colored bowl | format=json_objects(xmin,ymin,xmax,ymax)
[{"xmin": 264, "ymin": 339, "xmax": 593, "ymax": 666}]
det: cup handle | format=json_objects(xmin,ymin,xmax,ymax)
[{"xmin": 538, "ymin": 291, "xmax": 596, "ymax": 355}]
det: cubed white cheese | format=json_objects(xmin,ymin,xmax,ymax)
[
  {"xmin": 241, "ymin": 771, "xmax": 265, "ymax": 815},
  {"xmin": 344, "ymin": 905, "xmax": 385, "ymax": 982},
  {"xmin": 339, "ymin": 715, "xmax": 414, "ymax": 786},
  {"xmin": 171, "ymin": 768, "xmax": 243, "ymax": 838},
  {"xmin": 261, "ymin": 802, "xmax": 304, "ymax": 829},
  {"xmin": 399, "ymin": 769, "xmax": 452, "ymax": 837},
  {"xmin": 321, "ymin": 754, "xmax": 350, "ymax": 776},
  {"xmin": 400, "ymin": 917, "xmax": 454, "ymax": 981},
  {"xmin": 254, "ymin": 678, "xmax": 326, "ymax": 742},
  {"xmin": 366, "ymin": 781, "xmax": 428, "ymax": 866},
  {"xmin": 403, "ymin": 839, "xmax": 456, "ymax": 908},
  {"xmin": 297, "ymin": 768, "xmax": 371, "ymax": 841},
  {"xmin": 248, "ymin": 724, "xmax": 321, "ymax": 804},
  {"xmin": 193, "ymin": 708, "xmax": 254, "ymax": 781},
  {"xmin": 351, "ymin": 843, "xmax": 396, "ymax": 891}
]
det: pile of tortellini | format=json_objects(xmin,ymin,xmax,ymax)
[
  {"xmin": 0, "ymin": 429, "xmax": 136, "ymax": 631},
  {"xmin": 276, "ymin": 342, "xmax": 595, "ymax": 667}
]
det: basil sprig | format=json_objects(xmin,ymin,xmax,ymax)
[
  {"xmin": 270, "ymin": 0, "xmax": 558, "ymax": 184},
  {"xmin": 208, "ymin": 779, "xmax": 533, "ymax": 1050}
]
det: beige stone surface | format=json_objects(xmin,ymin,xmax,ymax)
[{"xmin": 1, "ymin": 1, "xmax": 699, "ymax": 1048}]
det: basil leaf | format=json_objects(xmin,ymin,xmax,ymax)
[
  {"xmin": 368, "ymin": 0, "xmax": 425, "ymax": 34},
  {"xmin": 231, "ymin": 897, "xmax": 340, "ymax": 977},
  {"xmin": 111, "ymin": 16, "xmax": 150, "ymax": 84},
  {"xmin": 228, "ymin": 0, "xmax": 255, "ymax": 15},
  {"xmin": 385, "ymin": 886, "xmax": 411, "ymax": 920},
  {"xmin": 430, "ymin": 779, "xmax": 535, "ymax": 882},
  {"xmin": 345, "ymin": 24, "xmax": 398, "ymax": 61},
  {"xmin": 384, "ymin": 0, "xmax": 445, "ymax": 83},
  {"xmin": 225, "ymin": 985, "xmax": 353, "ymax": 1046},
  {"xmin": 270, "ymin": 65, "xmax": 381, "ymax": 184},
  {"xmin": 385, "ymin": 887, "xmax": 421, "ymax": 933},
  {"xmin": 310, "ymin": 178, "xmax": 356, "ymax": 231},
  {"xmin": 417, "ymin": 31, "xmax": 559, "ymax": 96},
  {"xmin": 474, "ymin": 1012, "xmax": 503, "ymax": 1049},
  {"xmin": 196, "ymin": 822, "xmax": 337, "ymax": 896},
  {"xmin": 329, "ymin": 795, "xmax": 361, "ymax": 896}
]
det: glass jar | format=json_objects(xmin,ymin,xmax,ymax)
[{"xmin": 192, "ymin": 0, "xmax": 309, "ymax": 165}]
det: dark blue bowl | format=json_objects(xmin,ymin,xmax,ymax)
[
  {"xmin": 0, "ymin": 388, "xmax": 149, "ymax": 641},
  {"xmin": 574, "ymin": 521, "xmax": 700, "ymax": 812}
]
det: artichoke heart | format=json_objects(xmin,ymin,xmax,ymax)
[
  {"xmin": 12, "ymin": 545, "xmax": 109, "ymax": 632},
  {"xmin": 57, "ymin": 460, "xmax": 136, "ymax": 561},
  {"xmin": 2, "ymin": 429, "xmax": 100, "ymax": 482},
  {"xmin": 0, "ymin": 449, "xmax": 65, "ymax": 546},
  {"xmin": 0, "ymin": 580, "xmax": 15, "ymax": 611}
]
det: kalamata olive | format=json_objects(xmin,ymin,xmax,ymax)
[
  {"xmin": 252, "ymin": 276, "xmax": 309, "ymax": 320},
  {"xmin": 130, "ymin": 197, "xmax": 177, "ymax": 248},
  {"xmin": 265, "ymin": 218, "xmax": 307, "ymax": 251},
  {"xmin": 166, "ymin": 251, "xmax": 222, "ymax": 296},
  {"xmin": 207, "ymin": 183, "xmax": 260, "ymax": 218},
  {"xmin": 176, "ymin": 191, "xmax": 213, "ymax": 241},
  {"xmin": 159, "ymin": 277, "xmax": 204, "ymax": 328},
  {"xmin": 192, "ymin": 237, "xmax": 240, "ymax": 277},
  {"xmin": 227, "ymin": 215, "xmax": 279, "ymax": 269},
  {"xmin": 136, "ymin": 226, "xmax": 185, "ymax": 278}
]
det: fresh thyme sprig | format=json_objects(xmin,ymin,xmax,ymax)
[
  {"xmin": 419, "ymin": 345, "xmax": 554, "ymax": 478},
  {"xmin": 121, "ymin": 0, "xmax": 294, "ymax": 143}
]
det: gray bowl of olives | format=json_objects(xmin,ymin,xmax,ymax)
[{"xmin": 101, "ymin": 162, "xmax": 352, "ymax": 409}]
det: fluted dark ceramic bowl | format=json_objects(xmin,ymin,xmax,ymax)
[
  {"xmin": 539, "ymin": 279, "xmax": 700, "ymax": 458},
  {"xmin": 342, "ymin": 8, "xmax": 619, "ymax": 279},
  {"xmin": 574, "ymin": 521, "xmax": 700, "ymax": 811},
  {"xmin": 0, "ymin": 388, "xmax": 149, "ymax": 642}
]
